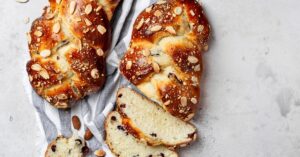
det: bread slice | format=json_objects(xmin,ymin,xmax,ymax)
[
  {"xmin": 45, "ymin": 134, "xmax": 89, "ymax": 157},
  {"xmin": 116, "ymin": 87, "xmax": 197, "ymax": 147},
  {"xmin": 105, "ymin": 111, "xmax": 178, "ymax": 157}
]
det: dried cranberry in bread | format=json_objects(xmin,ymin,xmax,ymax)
[
  {"xmin": 45, "ymin": 134, "xmax": 89, "ymax": 157},
  {"xmin": 119, "ymin": 0, "xmax": 211, "ymax": 120},
  {"xmin": 26, "ymin": 0, "xmax": 120, "ymax": 108},
  {"xmin": 116, "ymin": 87, "xmax": 197, "ymax": 147},
  {"xmin": 105, "ymin": 111, "xmax": 178, "ymax": 157}
]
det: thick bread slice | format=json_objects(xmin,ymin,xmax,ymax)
[
  {"xmin": 105, "ymin": 111, "xmax": 178, "ymax": 157},
  {"xmin": 45, "ymin": 134, "xmax": 89, "ymax": 157},
  {"xmin": 116, "ymin": 87, "xmax": 197, "ymax": 147}
]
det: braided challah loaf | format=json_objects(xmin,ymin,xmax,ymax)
[
  {"xmin": 26, "ymin": 0, "xmax": 120, "ymax": 108},
  {"xmin": 120, "ymin": 0, "xmax": 211, "ymax": 120}
]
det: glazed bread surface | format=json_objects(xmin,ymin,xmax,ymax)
[
  {"xmin": 45, "ymin": 134, "xmax": 88, "ymax": 157},
  {"xmin": 105, "ymin": 111, "xmax": 178, "ymax": 157},
  {"xmin": 119, "ymin": 0, "xmax": 211, "ymax": 120},
  {"xmin": 26, "ymin": 0, "xmax": 120, "ymax": 108},
  {"xmin": 116, "ymin": 87, "xmax": 197, "ymax": 147}
]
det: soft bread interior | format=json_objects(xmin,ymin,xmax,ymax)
[
  {"xmin": 116, "ymin": 87, "xmax": 197, "ymax": 146},
  {"xmin": 105, "ymin": 111, "xmax": 178, "ymax": 157}
]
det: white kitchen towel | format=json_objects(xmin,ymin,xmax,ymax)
[{"xmin": 23, "ymin": 0, "xmax": 159, "ymax": 156}]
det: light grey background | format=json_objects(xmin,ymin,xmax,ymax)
[{"xmin": 0, "ymin": 0, "xmax": 300, "ymax": 156}]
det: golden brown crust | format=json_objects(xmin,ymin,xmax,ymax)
[
  {"xmin": 119, "ymin": 0, "xmax": 211, "ymax": 120},
  {"xmin": 27, "ymin": 0, "xmax": 120, "ymax": 108}
]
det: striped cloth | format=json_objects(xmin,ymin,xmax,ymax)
[{"xmin": 24, "ymin": 0, "xmax": 158, "ymax": 156}]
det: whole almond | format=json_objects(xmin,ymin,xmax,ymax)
[
  {"xmin": 72, "ymin": 116, "xmax": 81, "ymax": 130},
  {"xmin": 84, "ymin": 128, "xmax": 93, "ymax": 140},
  {"xmin": 94, "ymin": 149, "xmax": 106, "ymax": 157}
]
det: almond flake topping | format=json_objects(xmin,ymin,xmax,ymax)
[
  {"xmin": 39, "ymin": 70, "xmax": 50, "ymax": 79},
  {"xmin": 126, "ymin": 61, "xmax": 132, "ymax": 70},
  {"xmin": 152, "ymin": 62, "xmax": 160, "ymax": 73},
  {"xmin": 69, "ymin": 1, "xmax": 77, "ymax": 14},
  {"xmin": 194, "ymin": 64, "xmax": 201, "ymax": 71},
  {"xmin": 26, "ymin": 33, "xmax": 32, "ymax": 44},
  {"xmin": 174, "ymin": 7, "xmax": 182, "ymax": 15},
  {"xmin": 154, "ymin": 10, "xmax": 162, "ymax": 17},
  {"xmin": 40, "ymin": 49, "xmax": 51, "ymax": 58},
  {"xmin": 197, "ymin": 25, "xmax": 204, "ymax": 32},
  {"xmin": 53, "ymin": 22, "xmax": 61, "ymax": 33},
  {"xmin": 84, "ymin": 18, "xmax": 92, "ymax": 26},
  {"xmin": 56, "ymin": 0, "xmax": 61, "ymax": 4},
  {"xmin": 31, "ymin": 64, "xmax": 42, "ymax": 71},
  {"xmin": 96, "ymin": 48, "xmax": 104, "ymax": 56},
  {"xmin": 191, "ymin": 98, "xmax": 197, "ymax": 104},
  {"xmin": 190, "ymin": 10, "xmax": 195, "ymax": 16},
  {"xmin": 97, "ymin": 25, "xmax": 106, "ymax": 35},
  {"xmin": 136, "ymin": 18, "xmax": 144, "ymax": 30},
  {"xmin": 164, "ymin": 100, "xmax": 171, "ymax": 106},
  {"xmin": 91, "ymin": 68, "xmax": 100, "ymax": 79},
  {"xmin": 157, "ymin": 0, "xmax": 166, "ymax": 4},
  {"xmin": 85, "ymin": 4, "xmax": 93, "ymax": 15},
  {"xmin": 165, "ymin": 26, "xmax": 176, "ymax": 34},
  {"xmin": 145, "ymin": 6, "xmax": 152, "ymax": 13},
  {"xmin": 150, "ymin": 25, "xmax": 162, "ymax": 32},
  {"xmin": 180, "ymin": 96, "xmax": 187, "ymax": 107},
  {"xmin": 188, "ymin": 56, "xmax": 198, "ymax": 64},
  {"xmin": 34, "ymin": 30, "xmax": 43, "ymax": 37}
]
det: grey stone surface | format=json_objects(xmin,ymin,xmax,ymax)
[{"xmin": 0, "ymin": 0, "xmax": 300, "ymax": 156}]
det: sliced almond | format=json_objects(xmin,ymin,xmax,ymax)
[
  {"xmin": 150, "ymin": 25, "xmax": 162, "ymax": 32},
  {"xmin": 126, "ymin": 61, "xmax": 132, "ymax": 70},
  {"xmin": 94, "ymin": 149, "xmax": 106, "ymax": 157},
  {"xmin": 72, "ymin": 116, "xmax": 81, "ymax": 130},
  {"xmin": 57, "ymin": 94, "xmax": 68, "ymax": 100},
  {"xmin": 136, "ymin": 18, "xmax": 144, "ymax": 30},
  {"xmin": 145, "ymin": 5, "xmax": 152, "ymax": 13},
  {"xmin": 34, "ymin": 30, "xmax": 43, "ymax": 37},
  {"xmin": 174, "ymin": 7, "xmax": 182, "ymax": 15},
  {"xmin": 188, "ymin": 56, "xmax": 198, "ymax": 64},
  {"xmin": 165, "ymin": 26, "xmax": 176, "ymax": 34},
  {"xmin": 84, "ymin": 128, "xmax": 93, "ymax": 140},
  {"xmin": 190, "ymin": 10, "xmax": 195, "ymax": 16},
  {"xmin": 157, "ymin": 0, "xmax": 166, "ymax": 4},
  {"xmin": 191, "ymin": 76, "xmax": 198, "ymax": 83},
  {"xmin": 39, "ymin": 70, "xmax": 50, "ymax": 79},
  {"xmin": 197, "ymin": 25, "xmax": 204, "ymax": 32},
  {"xmin": 191, "ymin": 98, "xmax": 197, "ymax": 104},
  {"xmin": 28, "ymin": 75, "xmax": 33, "ymax": 82},
  {"xmin": 31, "ymin": 64, "xmax": 42, "ymax": 71},
  {"xmin": 96, "ymin": 48, "xmax": 104, "ymax": 56},
  {"xmin": 95, "ymin": 6, "xmax": 102, "ymax": 12},
  {"xmin": 91, "ymin": 68, "xmax": 100, "ymax": 79},
  {"xmin": 194, "ymin": 64, "xmax": 201, "ymax": 71},
  {"xmin": 40, "ymin": 49, "xmax": 51, "ymax": 58},
  {"xmin": 85, "ymin": 4, "xmax": 93, "ymax": 15},
  {"xmin": 52, "ymin": 22, "xmax": 61, "ymax": 33},
  {"xmin": 180, "ymin": 96, "xmax": 187, "ymax": 107},
  {"xmin": 164, "ymin": 100, "xmax": 171, "ymax": 106},
  {"xmin": 154, "ymin": 10, "xmax": 162, "ymax": 17},
  {"xmin": 69, "ymin": 1, "xmax": 77, "ymax": 14},
  {"xmin": 26, "ymin": 32, "xmax": 32, "ymax": 44},
  {"xmin": 97, "ymin": 25, "xmax": 106, "ymax": 35},
  {"xmin": 152, "ymin": 62, "xmax": 160, "ymax": 73},
  {"xmin": 84, "ymin": 18, "xmax": 92, "ymax": 26},
  {"xmin": 56, "ymin": 0, "xmax": 61, "ymax": 4}
]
